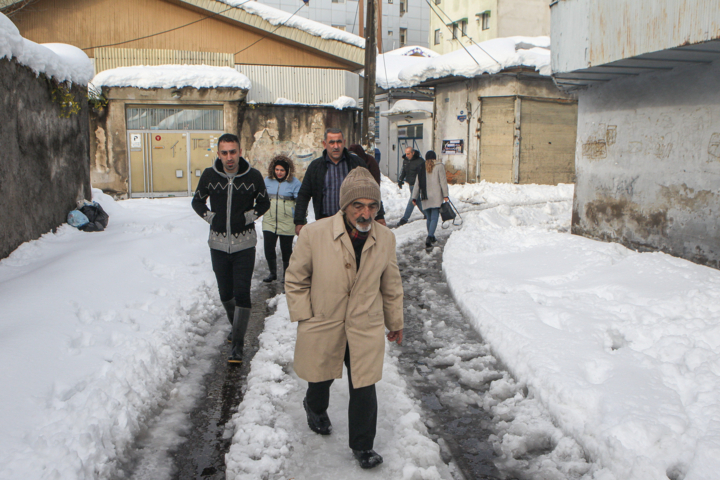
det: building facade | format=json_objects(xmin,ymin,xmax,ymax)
[
  {"xmin": 429, "ymin": 0, "xmax": 550, "ymax": 55},
  {"xmin": 257, "ymin": 0, "xmax": 429, "ymax": 52},
  {"xmin": 551, "ymin": 0, "xmax": 720, "ymax": 268}
]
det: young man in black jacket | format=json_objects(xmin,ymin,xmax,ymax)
[
  {"xmin": 294, "ymin": 128, "xmax": 385, "ymax": 235},
  {"xmin": 396, "ymin": 147, "xmax": 426, "ymax": 226},
  {"xmin": 192, "ymin": 133, "xmax": 270, "ymax": 364}
]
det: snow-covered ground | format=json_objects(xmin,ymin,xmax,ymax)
[{"xmin": 2, "ymin": 172, "xmax": 720, "ymax": 479}]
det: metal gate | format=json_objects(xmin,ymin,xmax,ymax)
[{"xmin": 128, "ymin": 131, "xmax": 224, "ymax": 197}]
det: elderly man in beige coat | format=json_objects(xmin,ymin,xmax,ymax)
[{"xmin": 285, "ymin": 167, "xmax": 404, "ymax": 470}]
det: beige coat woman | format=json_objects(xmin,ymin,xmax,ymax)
[{"xmin": 285, "ymin": 211, "xmax": 404, "ymax": 389}]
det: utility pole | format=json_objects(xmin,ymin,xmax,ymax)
[{"xmin": 361, "ymin": 0, "xmax": 377, "ymax": 155}]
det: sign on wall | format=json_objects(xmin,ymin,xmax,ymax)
[
  {"xmin": 442, "ymin": 139, "xmax": 464, "ymax": 155},
  {"xmin": 130, "ymin": 133, "xmax": 142, "ymax": 149}
]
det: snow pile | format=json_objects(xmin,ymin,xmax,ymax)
[
  {"xmin": 225, "ymin": 295, "xmax": 453, "ymax": 480},
  {"xmin": 274, "ymin": 95, "xmax": 357, "ymax": 109},
  {"xmin": 443, "ymin": 199, "xmax": 720, "ymax": 479},
  {"xmin": 380, "ymin": 99, "xmax": 433, "ymax": 116},
  {"xmin": 396, "ymin": 36, "xmax": 551, "ymax": 87},
  {"xmin": 0, "ymin": 190, "xmax": 230, "ymax": 479},
  {"xmin": 375, "ymin": 45, "xmax": 439, "ymax": 89},
  {"xmin": 0, "ymin": 13, "xmax": 93, "ymax": 84},
  {"xmin": 91, "ymin": 64, "xmax": 252, "ymax": 90},
  {"xmin": 219, "ymin": 0, "xmax": 365, "ymax": 48}
]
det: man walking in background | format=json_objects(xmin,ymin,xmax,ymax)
[
  {"xmin": 191, "ymin": 133, "xmax": 269, "ymax": 365},
  {"xmin": 396, "ymin": 147, "xmax": 426, "ymax": 227},
  {"xmin": 294, "ymin": 128, "xmax": 385, "ymax": 235},
  {"xmin": 285, "ymin": 167, "xmax": 404, "ymax": 469}
]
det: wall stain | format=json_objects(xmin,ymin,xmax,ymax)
[
  {"xmin": 582, "ymin": 138, "xmax": 607, "ymax": 159},
  {"xmin": 708, "ymin": 132, "xmax": 720, "ymax": 161},
  {"xmin": 659, "ymin": 183, "xmax": 716, "ymax": 211}
]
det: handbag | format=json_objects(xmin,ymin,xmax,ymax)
[{"xmin": 440, "ymin": 199, "xmax": 462, "ymax": 229}]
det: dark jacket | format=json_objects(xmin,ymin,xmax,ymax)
[
  {"xmin": 398, "ymin": 151, "xmax": 425, "ymax": 186},
  {"xmin": 294, "ymin": 149, "xmax": 385, "ymax": 225},
  {"xmin": 192, "ymin": 157, "xmax": 270, "ymax": 253}
]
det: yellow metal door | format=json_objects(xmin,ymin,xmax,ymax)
[
  {"xmin": 190, "ymin": 133, "xmax": 220, "ymax": 191},
  {"xmin": 479, "ymin": 97, "xmax": 515, "ymax": 183},
  {"xmin": 129, "ymin": 132, "xmax": 148, "ymax": 194},
  {"xmin": 150, "ymin": 133, "xmax": 188, "ymax": 193}
]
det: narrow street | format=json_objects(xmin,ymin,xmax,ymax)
[{"xmin": 112, "ymin": 221, "xmax": 595, "ymax": 480}]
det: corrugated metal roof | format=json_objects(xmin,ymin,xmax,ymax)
[
  {"xmin": 178, "ymin": 0, "xmax": 365, "ymax": 68},
  {"xmin": 93, "ymin": 47, "xmax": 235, "ymax": 74},
  {"xmin": 236, "ymin": 64, "xmax": 360, "ymax": 104}
]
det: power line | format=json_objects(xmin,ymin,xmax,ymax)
[
  {"xmin": 235, "ymin": 3, "xmax": 306, "ymax": 55},
  {"xmin": 425, "ymin": 0, "xmax": 502, "ymax": 67},
  {"xmin": 351, "ymin": 0, "xmax": 360, "ymax": 36},
  {"xmin": 82, "ymin": 3, "xmax": 250, "ymax": 51}
]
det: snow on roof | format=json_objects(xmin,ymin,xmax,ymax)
[
  {"xmin": 218, "ymin": 0, "xmax": 365, "ymax": 49},
  {"xmin": 375, "ymin": 45, "xmax": 439, "ymax": 89},
  {"xmin": 0, "ymin": 13, "xmax": 93, "ymax": 85},
  {"xmin": 380, "ymin": 99, "xmax": 433, "ymax": 116},
  {"xmin": 396, "ymin": 36, "xmax": 551, "ymax": 88},
  {"xmin": 91, "ymin": 65, "xmax": 252, "ymax": 90},
  {"xmin": 274, "ymin": 95, "xmax": 357, "ymax": 110}
]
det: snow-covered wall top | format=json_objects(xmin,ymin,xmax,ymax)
[
  {"xmin": 273, "ymin": 95, "xmax": 357, "ymax": 110},
  {"xmin": 380, "ymin": 99, "xmax": 433, "ymax": 116},
  {"xmin": 395, "ymin": 36, "xmax": 551, "ymax": 88},
  {"xmin": 91, "ymin": 65, "xmax": 252, "ymax": 90},
  {"xmin": 218, "ymin": 0, "xmax": 365, "ymax": 49},
  {"xmin": 0, "ymin": 13, "xmax": 93, "ymax": 85}
]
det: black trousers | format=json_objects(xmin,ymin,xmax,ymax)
[
  {"xmin": 263, "ymin": 231, "xmax": 294, "ymax": 265},
  {"xmin": 210, "ymin": 247, "xmax": 255, "ymax": 308},
  {"xmin": 305, "ymin": 344, "xmax": 378, "ymax": 451}
]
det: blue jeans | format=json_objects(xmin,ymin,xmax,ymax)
[
  {"xmin": 426, "ymin": 208, "xmax": 440, "ymax": 238},
  {"xmin": 401, "ymin": 184, "xmax": 423, "ymax": 221}
]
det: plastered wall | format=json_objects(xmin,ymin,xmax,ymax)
[
  {"xmin": 0, "ymin": 58, "xmax": 91, "ymax": 259},
  {"xmin": 572, "ymin": 61, "xmax": 720, "ymax": 267}
]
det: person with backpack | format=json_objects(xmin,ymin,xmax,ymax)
[{"xmin": 261, "ymin": 155, "xmax": 301, "ymax": 283}]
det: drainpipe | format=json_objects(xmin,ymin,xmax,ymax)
[{"xmin": 512, "ymin": 96, "xmax": 521, "ymax": 184}]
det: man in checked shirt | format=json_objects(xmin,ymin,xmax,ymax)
[{"xmin": 294, "ymin": 128, "xmax": 385, "ymax": 235}]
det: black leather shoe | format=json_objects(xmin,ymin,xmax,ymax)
[
  {"xmin": 352, "ymin": 449, "xmax": 383, "ymax": 469},
  {"xmin": 425, "ymin": 236, "xmax": 432, "ymax": 248},
  {"xmin": 262, "ymin": 272, "xmax": 277, "ymax": 283},
  {"xmin": 303, "ymin": 398, "xmax": 332, "ymax": 435},
  {"xmin": 430, "ymin": 236, "xmax": 438, "ymax": 243},
  {"xmin": 395, "ymin": 218, "xmax": 408, "ymax": 227}
]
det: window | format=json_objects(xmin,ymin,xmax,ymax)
[
  {"xmin": 434, "ymin": 0, "xmax": 440, "ymax": 3},
  {"xmin": 375, "ymin": 106, "xmax": 380, "ymax": 140},
  {"xmin": 452, "ymin": 22, "xmax": 458, "ymax": 39},
  {"xmin": 399, "ymin": 0, "xmax": 406, "ymax": 15},
  {"xmin": 388, "ymin": 0, "xmax": 393, "ymax": 3},
  {"xmin": 126, "ymin": 106, "xmax": 223, "ymax": 130},
  {"xmin": 388, "ymin": 30, "xmax": 393, "ymax": 36},
  {"xmin": 434, "ymin": 28, "xmax": 440, "ymax": 45},
  {"xmin": 331, "ymin": 0, "xmax": 345, "ymax": 3},
  {"xmin": 399, "ymin": 28, "xmax": 407, "ymax": 46},
  {"xmin": 460, "ymin": 19, "xmax": 468, "ymax": 36},
  {"xmin": 478, "ymin": 10, "xmax": 491, "ymax": 30}
]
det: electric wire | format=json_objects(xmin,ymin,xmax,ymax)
[
  {"xmin": 351, "ymin": 0, "xmax": 360, "ymax": 36},
  {"xmin": 81, "ymin": 2, "xmax": 251, "ymax": 51},
  {"xmin": 424, "ymin": 0, "xmax": 501, "ymax": 67},
  {"xmin": 234, "ymin": 3, "xmax": 306, "ymax": 55}
]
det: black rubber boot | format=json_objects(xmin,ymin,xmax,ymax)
[
  {"xmin": 303, "ymin": 397, "xmax": 332, "ymax": 435},
  {"xmin": 263, "ymin": 258, "xmax": 277, "ymax": 283},
  {"xmin": 221, "ymin": 298, "xmax": 235, "ymax": 343},
  {"xmin": 228, "ymin": 307, "xmax": 250, "ymax": 364},
  {"xmin": 352, "ymin": 449, "xmax": 383, "ymax": 469},
  {"xmin": 425, "ymin": 236, "xmax": 432, "ymax": 248}
]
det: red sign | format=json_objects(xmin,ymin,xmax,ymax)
[{"xmin": 155, "ymin": 135, "xmax": 161, "ymax": 141}]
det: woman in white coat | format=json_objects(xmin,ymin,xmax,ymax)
[{"xmin": 412, "ymin": 151, "xmax": 448, "ymax": 248}]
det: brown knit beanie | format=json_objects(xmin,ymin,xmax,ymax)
[{"xmin": 339, "ymin": 167, "xmax": 382, "ymax": 211}]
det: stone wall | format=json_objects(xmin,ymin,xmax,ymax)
[
  {"xmin": 0, "ymin": 58, "xmax": 91, "ymax": 259},
  {"xmin": 238, "ymin": 104, "xmax": 361, "ymax": 180},
  {"xmin": 572, "ymin": 61, "xmax": 720, "ymax": 268}
]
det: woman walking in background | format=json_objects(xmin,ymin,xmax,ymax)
[
  {"xmin": 412, "ymin": 151, "xmax": 448, "ymax": 248},
  {"xmin": 262, "ymin": 155, "xmax": 301, "ymax": 282}
]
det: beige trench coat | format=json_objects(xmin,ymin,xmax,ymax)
[{"xmin": 285, "ymin": 211, "xmax": 404, "ymax": 388}]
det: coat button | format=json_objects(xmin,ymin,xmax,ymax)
[{"xmin": 345, "ymin": 263, "xmax": 352, "ymax": 269}]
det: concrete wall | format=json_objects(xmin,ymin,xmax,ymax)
[
  {"xmin": 0, "ymin": 58, "xmax": 91, "ymax": 259},
  {"xmin": 90, "ymin": 86, "xmax": 246, "ymax": 195},
  {"xmin": 434, "ymin": 74, "xmax": 575, "ymax": 184},
  {"xmin": 572, "ymin": 60, "xmax": 720, "ymax": 268},
  {"xmin": 238, "ymin": 104, "xmax": 361, "ymax": 180}
]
